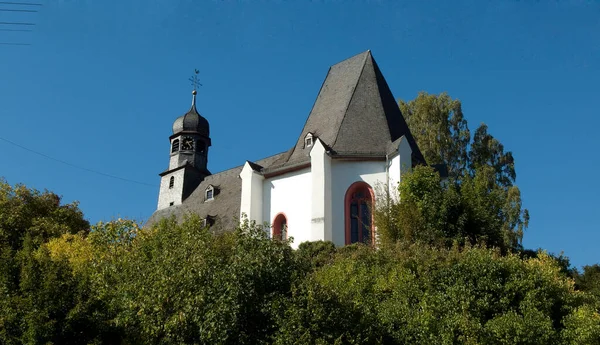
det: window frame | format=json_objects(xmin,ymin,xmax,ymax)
[
  {"xmin": 171, "ymin": 139, "xmax": 180, "ymax": 153},
  {"xmin": 205, "ymin": 185, "xmax": 215, "ymax": 201},
  {"xmin": 272, "ymin": 213, "xmax": 288, "ymax": 241},
  {"xmin": 344, "ymin": 181, "xmax": 375, "ymax": 245},
  {"xmin": 304, "ymin": 133, "xmax": 313, "ymax": 148}
]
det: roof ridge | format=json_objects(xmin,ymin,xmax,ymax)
[{"xmin": 331, "ymin": 50, "xmax": 371, "ymax": 149}]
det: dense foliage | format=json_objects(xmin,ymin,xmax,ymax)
[
  {"xmin": 375, "ymin": 92, "xmax": 529, "ymax": 251},
  {"xmin": 0, "ymin": 178, "xmax": 599, "ymax": 344}
]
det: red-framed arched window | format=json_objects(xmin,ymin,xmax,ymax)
[
  {"xmin": 272, "ymin": 213, "xmax": 288, "ymax": 241},
  {"xmin": 345, "ymin": 182, "xmax": 374, "ymax": 245}
]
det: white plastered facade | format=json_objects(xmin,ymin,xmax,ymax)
[{"xmin": 240, "ymin": 137, "xmax": 413, "ymax": 248}]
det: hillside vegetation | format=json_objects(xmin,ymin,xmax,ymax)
[{"xmin": 1, "ymin": 93, "xmax": 598, "ymax": 344}]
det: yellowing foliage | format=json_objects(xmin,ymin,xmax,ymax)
[{"xmin": 45, "ymin": 232, "xmax": 93, "ymax": 273}]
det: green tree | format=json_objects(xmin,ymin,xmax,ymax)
[
  {"xmin": 377, "ymin": 165, "xmax": 527, "ymax": 251},
  {"xmin": 0, "ymin": 179, "xmax": 112, "ymax": 344},
  {"xmin": 390, "ymin": 93, "xmax": 529, "ymax": 250},
  {"xmin": 469, "ymin": 123, "xmax": 516, "ymax": 187},
  {"xmin": 575, "ymin": 264, "xmax": 600, "ymax": 298},
  {"xmin": 97, "ymin": 215, "xmax": 295, "ymax": 344},
  {"xmin": 399, "ymin": 92, "xmax": 470, "ymax": 176},
  {"xmin": 275, "ymin": 243, "xmax": 598, "ymax": 345}
]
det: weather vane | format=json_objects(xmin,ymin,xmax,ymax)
[{"xmin": 189, "ymin": 69, "xmax": 202, "ymax": 93}]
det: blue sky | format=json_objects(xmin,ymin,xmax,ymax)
[{"xmin": 0, "ymin": 1, "xmax": 598, "ymax": 268}]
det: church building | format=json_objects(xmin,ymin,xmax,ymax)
[{"xmin": 146, "ymin": 50, "xmax": 426, "ymax": 248}]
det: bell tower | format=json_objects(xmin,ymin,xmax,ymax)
[{"xmin": 157, "ymin": 73, "xmax": 211, "ymax": 210}]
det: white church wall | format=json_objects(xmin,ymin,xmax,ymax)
[
  {"xmin": 263, "ymin": 168, "xmax": 312, "ymax": 248},
  {"xmin": 240, "ymin": 162, "xmax": 264, "ymax": 224},
  {"xmin": 387, "ymin": 137, "xmax": 413, "ymax": 201},
  {"xmin": 330, "ymin": 161, "xmax": 387, "ymax": 246},
  {"xmin": 310, "ymin": 140, "xmax": 333, "ymax": 244},
  {"xmin": 388, "ymin": 155, "xmax": 401, "ymax": 197},
  {"xmin": 157, "ymin": 169, "xmax": 185, "ymax": 210}
]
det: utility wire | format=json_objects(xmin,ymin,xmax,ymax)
[
  {"xmin": 0, "ymin": 136, "xmax": 157, "ymax": 187},
  {"xmin": 0, "ymin": 8, "xmax": 38, "ymax": 12},
  {"xmin": 0, "ymin": 42, "xmax": 29, "ymax": 45},
  {"xmin": 0, "ymin": 21, "xmax": 35, "ymax": 25},
  {"xmin": 0, "ymin": 1, "xmax": 42, "ymax": 5}
]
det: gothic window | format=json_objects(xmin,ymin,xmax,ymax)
[
  {"xmin": 345, "ymin": 182, "xmax": 374, "ymax": 245},
  {"xmin": 272, "ymin": 213, "xmax": 287, "ymax": 241},
  {"xmin": 169, "ymin": 176, "xmax": 174, "ymax": 189},
  {"xmin": 171, "ymin": 139, "xmax": 180, "ymax": 153},
  {"xmin": 305, "ymin": 133, "xmax": 313, "ymax": 148}
]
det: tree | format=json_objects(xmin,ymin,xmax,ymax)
[
  {"xmin": 96, "ymin": 215, "xmax": 295, "ymax": 344},
  {"xmin": 0, "ymin": 179, "xmax": 112, "ymax": 344},
  {"xmin": 377, "ymin": 165, "xmax": 526, "ymax": 251},
  {"xmin": 0, "ymin": 178, "xmax": 89, "ymax": 252},
  {"xmin": 470, "ymin": 123, "xmax": 516, "ymax": 187},
  {"xmin": 275, "ymin": 243, "xmax": 598, "ymax": 345},
  {"xmin": 575, "ymin": 264, "xmax": 600, "ymax": 298},
  {"xmin": 390, "ymin": 93, "xmax": 529, "ymax": 250},
  {"xmin": 399, "ymin": 92, "xmax": 470, "ymax": 177}
]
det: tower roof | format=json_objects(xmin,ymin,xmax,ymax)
[
  {"xmin": 172, "ymin": 91, "xmax": 210, "ymax": 136},
  {"xmin": 278, "ymin": 50, "xmax": 424, "ymax": 167}
]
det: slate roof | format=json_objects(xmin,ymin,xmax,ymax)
[
  {"xmin": 172, "ymin": 94, "xmax": 210, "ymax": 137},
  {"xmin": 145, "ymin": 152, "xmax": 286, "ymax": 231},
  {"xmin": 266, "ymin": 50, "xmax": 425, "ymax": 170}
]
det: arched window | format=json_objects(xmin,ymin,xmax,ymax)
[
  {"xmin": 272, "ymin": 213, "xmax": 287, "ymax": 241},
  {"xmin": 169, "ymin": 176, "xmax": 174, "ymax": 189},
  {"xmin": 345, "ymin": 182, "xmax": 374, "ymax": 245},
  {"xmin": 171, "ymin": 139, "xmax": 180, "ymax": 153}
]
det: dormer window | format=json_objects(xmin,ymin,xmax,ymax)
[
  {"xmin": 305, "ymin": 133, "xmax": 313, "ymax": 148},
  {"xmin": 205, "ymin": 185, "xmax": 215, "ymax": 201},
  {"xmin": 171, "ymin": 139, "xmax": 180, "ymax": 153}
]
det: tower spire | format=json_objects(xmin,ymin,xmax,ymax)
[{"xmin": 189, "ymin": 69, "xmax": 202, "ymax": 107}]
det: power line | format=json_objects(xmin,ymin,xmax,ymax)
[
  {"xmin": 0, "ymin": 1, "xmax": 42, "ymax": 5},
  {"xmin": 0, "ymin": 21, "xmax": 35, "ymax": 25},
  {"xmin": 0, "ymin": 8, "xmax": 38, "ymax": 12},
  {"xmin": 0, "ymin": 136, "xmax": 157, "ymax": 187},
  {"xmin": 0, "ymin": 42, "xmax": 29, "ymax": 45}
]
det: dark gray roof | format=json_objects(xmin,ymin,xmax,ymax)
[
  {"xmin": 146, "ymin": 152, "xmax": 287, "ymax": 231},
  {"xmin": 172, "ymin": 94, "xmax": 210, "ymax": 136},
  {"xmin": 267, "ymin": 50, "xmax": 424, "ymax": 170}
]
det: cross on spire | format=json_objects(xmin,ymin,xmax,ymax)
[
  {"xmin": 189, "ymin": 69, "xmax": 202, "ymax": 107},
  {"xmin": 189, "ymin": 69, "xmax": 202, "ymax": 91}
]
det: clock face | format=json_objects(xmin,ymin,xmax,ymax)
[{"xmin": 181, "ymin": 137, "xmax": 194, "ymax": 151}]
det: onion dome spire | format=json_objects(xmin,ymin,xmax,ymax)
[{"xmin": 172, "ymin": 70, "xmax": 209, "ymax": 136}]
